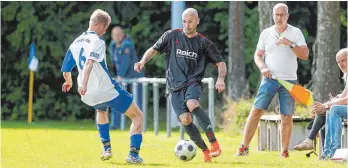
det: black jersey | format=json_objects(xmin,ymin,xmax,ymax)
[{"xmin": 153, "ymin": 29, "xmax": 224, "ymax": 91}]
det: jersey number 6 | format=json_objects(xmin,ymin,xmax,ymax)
[{"xmin": 79, "ymin": 48, "xmax": 86, "ymax": 69}]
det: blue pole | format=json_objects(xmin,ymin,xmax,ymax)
[
  {"xmin": 170, "ymin": 1, "xmax": 185, "ymax": 129},
  {"xmin": 171, "ymin": 1, "xmax": 185, "ymax": 29}
]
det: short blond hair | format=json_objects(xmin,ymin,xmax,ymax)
[{"xmin": 89, "ymin": 9, "xmax": 111, "ymax": 27}]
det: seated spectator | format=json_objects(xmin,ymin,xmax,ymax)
[
  {"xmin": 315, "ymin": 48, "xmax": 347, "ymax": 160},
  {"xmin": 294, "ymin": 48, "xmax": 347, "ymax": 152},
  {"xmin": 294, "ymin": 94, "xmax": 342, "ymax": 151}
]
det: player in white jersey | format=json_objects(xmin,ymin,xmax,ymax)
[{"xmin": 61, "ymin": 9, "xmax": 144, "ymax": 164}]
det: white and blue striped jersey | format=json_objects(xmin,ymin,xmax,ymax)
[{"xmin": 61, "ymin": 31, "xmax": 119, "ymax": 106}]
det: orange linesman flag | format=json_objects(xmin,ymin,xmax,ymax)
[{"xmin": 273, "ymin": 77, "xmax": 314, "ymax": 106}]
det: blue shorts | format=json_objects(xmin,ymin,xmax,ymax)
[
  {"xmin": 92, "ymin": 83, "xmax": 133, "ymax": 114},
  {"xmin": 253, "ymin": 78, "xmax": 297, "ymax": 116}
]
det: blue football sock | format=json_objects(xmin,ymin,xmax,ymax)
[
  {"xmin": 130, "ymin": 134, "xmax": 142, "ymax": 157},
  {"xmin": 97, "ymin": 123, "xmax": 111, "ymax": 151}
]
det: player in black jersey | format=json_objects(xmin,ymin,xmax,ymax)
[{"xmin": 134, "ymin": 8, "xmax": 227, "ymax": 162}]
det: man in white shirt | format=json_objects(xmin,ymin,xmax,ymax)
[
  {"xmin": 61, "ymin": 9, "xmax": 144, "ymax": 164},
  {"xmin": 235, "ymin": 3, "xmax": 309, "ymax": 158}
]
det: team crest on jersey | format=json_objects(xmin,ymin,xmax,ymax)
[
  {"xmin": 124, "ymin": 48, "xmax": 129, "ymax": 54},
  {"xmin": 176, "ymin": 49, "xmax": 197, "ymax": 59}
]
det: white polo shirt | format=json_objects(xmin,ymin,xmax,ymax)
[{"xmin": 257, "ymin": 24, "xmax": 307, "ymax": 80}]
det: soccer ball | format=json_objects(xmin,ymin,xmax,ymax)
[{"xmin": 174, "ymin": 140, "xmax": 196, "ymax": 162}]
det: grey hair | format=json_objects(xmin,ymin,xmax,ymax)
[
  {"xmin": 89, "ymin": 9, "xmax": 111, "ymax": 27},
  {"xmin": 273, "ymin": 3, "xmax": 288, "ymax": 14}
]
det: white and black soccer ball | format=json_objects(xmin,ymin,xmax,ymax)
[{"xmin": 174, "ymin": 140, "xmax": 196, "ymax": 162}]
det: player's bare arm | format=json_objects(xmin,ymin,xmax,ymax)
[
  {"xmin": 215, "ymin": 62, "xmax": 226, "ymax": 93},
  {"xmin": 134, "ymin": 47, "xmax": 158, "ymax": 72},
  {"xmin": 79, "ymin": 59, "xmax": 94, "ymax": 95},
  {"xmin": 254, "ymin": 49, "xmax": 272, "ymax": 79},
  {"xmin": 62, "ymin": 72, "xmax": 73, "ymax": 92}
]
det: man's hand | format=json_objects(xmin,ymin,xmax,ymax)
[
  {"xmin": 134, "ymin": 62, "xmax": 144, "ymax": 72},
  {"xmin": 276, "ymin": 37, "xmax": 293, "ymax": 46},
  {"xmin": 260, "ymin": 66, "xmax": 272, "ymax": 79},
  {"xmin": 62, "ymin": 81, "xmax": 72, "ymax": 92},
  {"xmin": 312, "ymin": 101, "xmax": 326, "ymax": 115},
  {"xmin": 215, "ymin": 78, "xmax": 225, "ymax": 94},
  {"xmin": 78, "ymin": 85, "xmax": 87, "ymax": 95}
]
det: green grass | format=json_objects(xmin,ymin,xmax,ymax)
[{"xmin": 1, "ymin": 120, "xmax": 346, "ymax": 168}]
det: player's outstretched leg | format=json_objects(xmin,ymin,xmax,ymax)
[
  {"xmin": 96, "ymin": 110, "xmax": 113, "ymax": 161},
  {"xmin": 179, "ymin": 112, "xmax": 211, "ymax": 162},
  {"xmin": 124, "ymin": 102, "xmax": 144, "ymax": 164}
]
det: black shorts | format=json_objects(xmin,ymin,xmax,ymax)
[{"xmin": 170, "ymin": 82, "xmax": 203, "ymax": 117}]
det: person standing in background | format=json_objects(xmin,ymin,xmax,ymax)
[{"xmin": 109, "ymin": 26, "xmax": 144, "ymax": 129}]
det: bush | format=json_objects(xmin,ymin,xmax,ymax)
[
  {"xmin": 220, "ymin": 98, "xmax": 255, "ymax": 136},
  {"xmin": 220, "ymin": 97, "xmax": 313, "ymax": 136}
]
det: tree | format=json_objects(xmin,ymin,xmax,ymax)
[
  {"xmin": 258, "ymin": 1, "xmax": 277, "ymax": 31},
  {"xmin": 312, "ymin": 2, "xmax": 341, "ymax": 102},
  {"xmin": 228, "ymin": 1, "xmax": 247, "ymax": 100}
]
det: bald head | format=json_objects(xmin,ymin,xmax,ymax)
[
  {"xmin": 336, "ymin": 48, "xmax": 348, "ymax": 73},
  {"xmin": 336, "ymin": 48, "xmax": 348, "ymax": 58},
  {"xmin": 182, "ymin": 8, "xmax": 199, "ymax": 19},
  {"xmin": 111, "ymin": 26, "xmax": 125, "ymax": 45},
  {"xmin": 181, "ymin": 8, "xmax": 200, "ymax": 36},
  {"xmin": 112, "ymin": 26, "xmax": 124, "ymax": 36}
]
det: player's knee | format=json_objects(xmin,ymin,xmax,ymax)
[
  {"xmin": 132, "ymin": 111, "xmax": 143, "ymax": 124},
  {"xmin": 186, "ymin": 99, "xmax": 200, "ymax": 112},
  {"xmin": 131, "ymin": 115, "xmax": 143, "ymax": 132},
  {"xmin": 179, "ymin": 113, "xmax": 192, "ymax": 126}
]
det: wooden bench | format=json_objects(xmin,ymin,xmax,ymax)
[{"xmin": 258, "ymin": 115, "xmax": 312, "ymax": 151}]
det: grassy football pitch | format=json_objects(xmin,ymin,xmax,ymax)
[{"xmin": 1, "ymin": 121, "xmax": 346, "ymax": 168}]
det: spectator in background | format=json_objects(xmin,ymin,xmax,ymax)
[
  {"xmin": 108, "ymin": 26, "xmax": 144, "ymax": 129},
  {"xmin": 313, "ymin": 48, "xmax": 347, "ymax": 160},
  {"xmin": 235, "ymin": 3, "xmax": 309, "ymax": 158},
  {"xmin": 294, "ymin": 48, "xmax": 348, "ymax": 152}
]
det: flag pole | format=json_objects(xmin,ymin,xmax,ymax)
[{"xmin": 28, "ymin": 70, "xmax": 34, "ymax": 124}]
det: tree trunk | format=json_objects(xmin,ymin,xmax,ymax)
[
  {"xmin": 258, "ymin": 1, "xmax": 277, "ymax": 32},
  {"xmin": 312, "ymin": 1, "xmax": 341, "ymax": 102},
  {"xmin": 228, "ymin": 1, "xmax": 246, "ymax": 101}
]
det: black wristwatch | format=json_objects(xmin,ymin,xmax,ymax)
[{"xmin": 290, "ymin": 42, "xmax": 297, "ymax": 49}]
